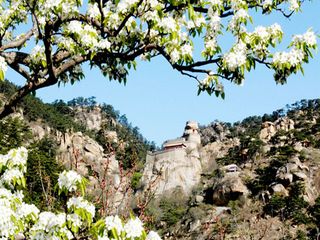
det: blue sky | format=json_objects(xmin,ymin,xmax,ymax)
[{"xmin": 9, "ymin": 1, "xmax": 320, "ymax": 146}]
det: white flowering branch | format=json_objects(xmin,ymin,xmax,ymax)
[{"xmin": 0, "ymin": 0, "xmax": 317, "ymax": 118}]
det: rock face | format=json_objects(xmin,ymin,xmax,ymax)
[
  {"xmin": 141, "ymin": 121, "xmax": 203, "ymax": 196},
  {"xmin": 142, "ymin": 149, "xmax": 202, "ymax": 195},
  {"xmin": 73, "ymin": 106, "xmax": 103, "ymax": 130},
  {"xmin": 212, "ymin": 172, "xmax": 249, "ymax": 206},
  {"xmin": 259, "ymin": 117, "xmax": 295, "ymax": 142}
]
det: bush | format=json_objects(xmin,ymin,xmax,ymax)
[{"xmin": 131, "ymin": 172, "xmax": 143, "ymax": 190}]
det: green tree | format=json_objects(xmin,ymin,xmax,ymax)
[{"xmin": 0, "ymin": 117, "xmax": 31, "ymax": 154}]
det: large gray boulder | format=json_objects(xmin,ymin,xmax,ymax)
[{"xmin": 212, "ymin": 172, "xmax": 249, "ymax": 206}]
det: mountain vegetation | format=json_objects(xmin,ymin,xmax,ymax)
[{"xmin": 1, "ymin": 79, "xmax": 320, "ymax": 239}]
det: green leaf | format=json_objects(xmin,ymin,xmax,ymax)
[{"xmin": 0, "ymin": 70, "xmax": 4, "ymax": 81}]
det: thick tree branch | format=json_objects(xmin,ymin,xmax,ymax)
[
  {"xmin": 0, "ymin": 28, "xmax": 36, "ymax": 51},
  {"xmin": 0, "ymin": 51, "xmax": 30, "ymax": 66}
]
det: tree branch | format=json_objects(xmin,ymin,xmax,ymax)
[{"xmin": 0, "ymin": 27, "xmax": 36, "ymax": 51}]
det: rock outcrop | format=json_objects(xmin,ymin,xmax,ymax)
[{"xmin": 212, "ymin": 171, "xmax": 249, "ymax": 206}]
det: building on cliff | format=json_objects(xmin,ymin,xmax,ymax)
[{"xmin": 140, "ymin": 121, "xmax": 202, "ymax": 196}]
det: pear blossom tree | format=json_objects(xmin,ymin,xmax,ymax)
[
  {"xmin": 0, "ymin": 0, "xmax": 317, "ymax": 118},
  {"xmin": 0, "ymin": 147, "xmax": 161, "ymax": 239}
]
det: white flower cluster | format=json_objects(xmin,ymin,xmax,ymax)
[
  {"xmin": 6, "ymin": 147, "xmax": 28, "ymax": 170},
  {"xmin": 273, "ymin": 29, "xmax": 316, "ymax": 71},
  {"xmin": 223, "ymin": 41, "xmax": 247, "ymax": 71},
  {"xmin": 248, "ymin": 23, "xmax": 283, "ymax": 59},
  {"xmin": 124, "ymin": 217, "xmax": 144, "ymax": 238},
  {"xmin": 99, "ymin": 215, "xmax": 161, "ymax": 240},
  {"xmin": 273, "ymin": 48, "xmax": 304, "ymax": 68},
  {"xmin": 65, "ymin": 21, "xmax": 99, "ymax": 49},
  {"xmin": 30, "ymin": 212, "xmax": 71, "ymax": 239},
  {"xmin": 67, "ymin": 196, "xmax": 95, "ymax": 218},
  {"xmin": 293, "ymin": 30, "xmax": 317, "ymax": 48},
  {"xmin": 289, "ymin": 0, "xmax": 300, "ymax": 11},
  {"xmin": 104, "ymin": 215, "xmax": 123, "ymax": 234},
  {"xmin": 87, "ymin": 2, "xmax": 100, "ymax": 19},
  {"xmin": 0, "ymin": 205, "xmax": 16, "ymax": 238},
  {"xmin": 30, "ymin": 45, "xmax": 46, "ymax": 66},
  {"xmin": 230, "ymin": 0, "xmax": 247, "ymax": 10},
  {"xmin": 228, "ymin": 8, "xmax": 250, "ymax": 33},
  {"xmin": 158, "ymin": 17, "xmax": 177, "ymax": 32},
  {"xmin": 58, "ymin": 170, "xmax": 82, "ymax": 192},
  {"xmin": 0, "ymin": 56, "xmax": 8, "ymax": 74},
  {"xmin": 118, "ymin": 0, "xmax": 140, "ymax": 14},
  {"xmin": 40, "ymin": 0, "xmax": 80, "ymax": 24},
  {"xmin": 262, "ymin": 0, "xmax": 273, "ymax": 9},
  {"xmin": 17, "ymin": 203, "xmax": 40, "ymax": 221},
  {"xmin": 0, "ymin": 147, "xmax": 28, "ymax": 189},
  {"xmin": 0, "ymin": 168, "xmax": 24, "ymax": 187}
]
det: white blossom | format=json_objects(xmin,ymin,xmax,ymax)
[
  {"xmin": 273, "ymin": 48, "xmax": 304, "ymax": 67},
  {"xmin": 223, "ymin": 51, "xmax": 247, "ymax": 71},
  {"xmin": 170, "ymin": 49, "xmax": 180, "ymax": 63},
  {"xmin": 205, "ymin": 38, "xmax": 218, "ymax": 51},
  {"xmin": 67, "ymin": 196, "xmax": 95, "ymax": 218},
  {"xmin": 289, "ymin": 0, "xmax": 300, "ymax": 11},
  {"xmin": 6, "ymin": 147, "xmax": 28, "ymax": 169},
  {"xmin": 66, "ymin": 20, "xmax": 83, "ymax": 34},
  {"xmin": 262, "ymin": 0, "xmax": 273, "ymax": 9},
  {"xmin": 209, "ymin": 0, "xmax": 223, "ymax": 7},
  {"xmin": 0, "ymin": 206, "xmax": 16, "ymax": 238},
  {"xmin": 67, "ymin": 213, "xmax": 83, "ymax": 228},
  {"xmin": 269, "ymin": 23, "xmax": 283, "ymax": 37},
  {"xmin": 146, "ymin": 231, "xmax": 162, "ymax": 240},
  {"xmin": 98, "ymin": 39, "xmax": 111, "ymax": 50},
  {"xmin": 253, "ymin": 26, "xmax": 270, "ymax": 42},
  {"xmin": 88, "ymin": 3, "xmax": 100, "ymax": 19},
  {"xmin": 159, "ymin": 17, "xmax": 177, "ymax": 32},
  {"xmin": 1, "ymin": 168, "xmax": 24, "ymax": 187},
  {"xmin": 58, "ymin": 170, "xmax": 82, "ymax": 192},
  {"xmin": 123, "ymin": 217, "xmax": 144, "ymax": 238},
  {"xmin": 31, "ymin": 212, "xmax": 66, "ymax": 234},
  {"xmin": 0, "ymin": 154, "xmax": 9, "ymax": 166},
  {"xmin": 293, "ymin": 30, "xmax": 317, "ymax": 47},
  {"xmin": 17, "ymin": 203, "xmax": 40, "ymax": 221},
  {"xmin": 181, "ymin": 44, "xmax": 193, "ymax": 57},
  {"xmin": 105, "ymin": 215, "xmax": 123, "ymax": 233},
  {"xmin": 0, "ymin": 56, "xmax": 8, "ymax": 73},
  {"xmin": 30, "ymin": 45, "xmax": 46, "ymax": 65}
]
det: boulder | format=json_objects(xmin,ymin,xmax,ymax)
[
  {"xmin": 212, "ymin": 173, "xmax": 249, "ymax": 206},
  {"xmin": 195, "ymin": 195, "xmax": 204, "ymax": 203},
  {"xmin": 293, "ymin": 171, "xmax": 308, "ymax": 180},
  {"xmin": 271, "ymin": 184, "xmax": 289, "ymax": 197}
]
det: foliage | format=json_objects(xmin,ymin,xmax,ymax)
[
  {"xmin": 246, "ymin": 157, "xmax": 288, "ymax": 196},
  {"xmin": 0, "ymin": 80, "xmax": 87, "ymax": 133},
  {"xmin": 217, "ymin": 135, "xmax": 263, "ymax": 166},
  {"xmin": 0, "ymin": 117, "xmax": 31, "ymax": 154},
  {"xmin": 0, "ymin": 0, "xmax": 317, "ymax": 117},
  {"xmin": 263, "ymin": 182, "xmax": 309, "ymax": 224},
  {"xmin": 158, "ymin": 191, "xmax": 188, "ymax": 227},
  {"xmin": 24, "ymin": 137, "xmax": 65, "ymax": 211},
  {"xmin": 131, "ymin": 171, "xmax": 143, "ymax": 191}
]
